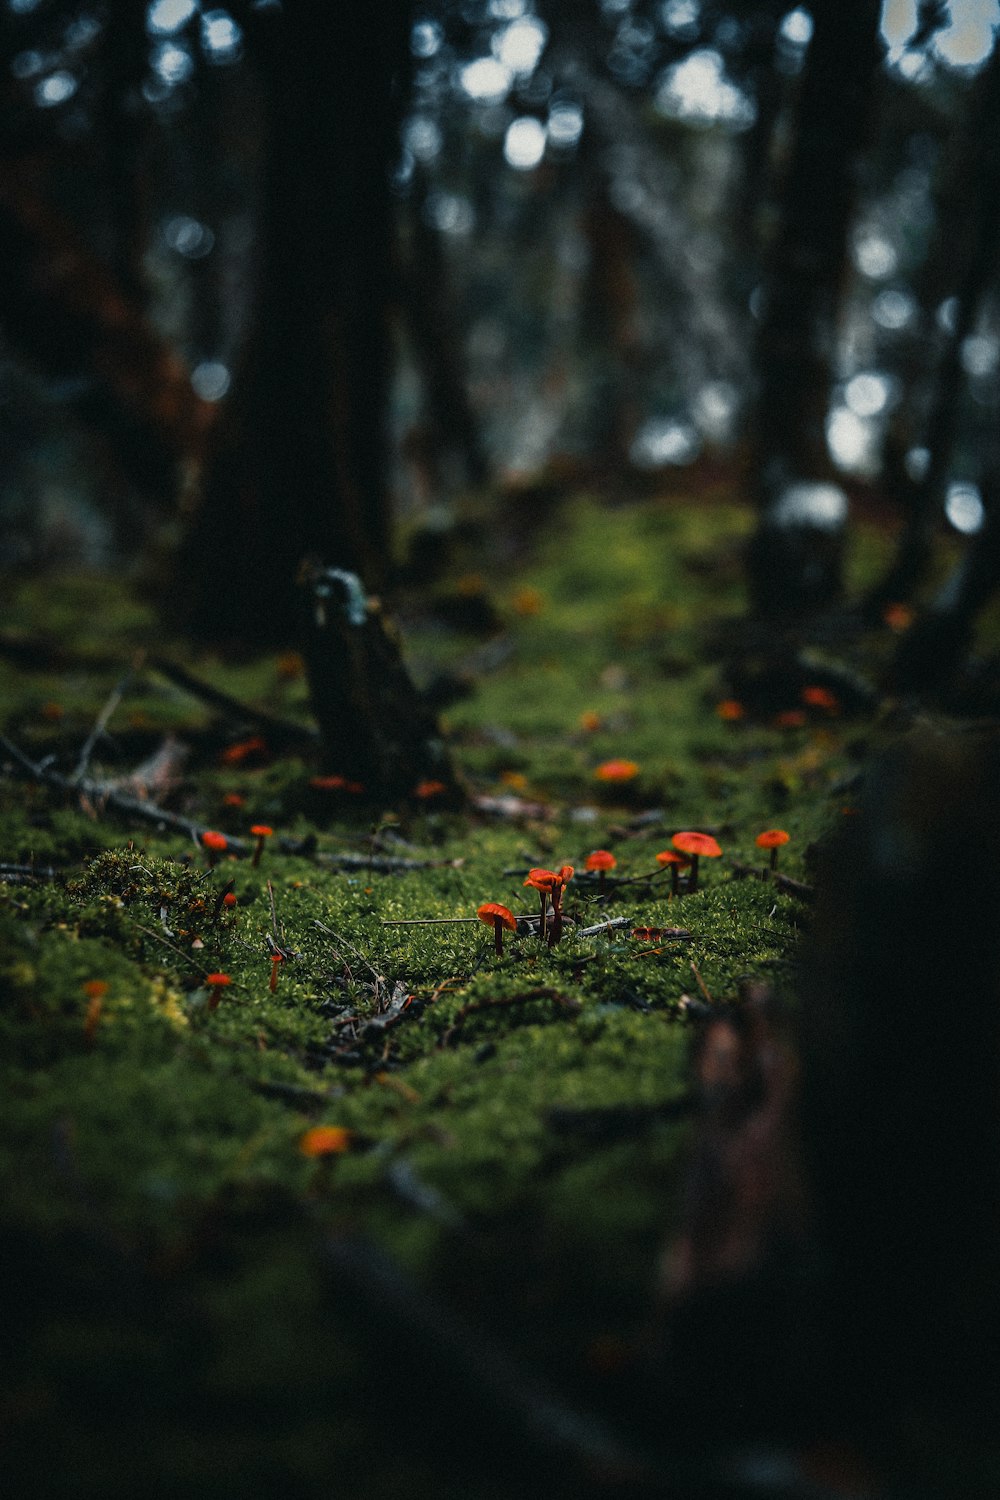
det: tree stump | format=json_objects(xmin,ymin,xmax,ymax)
[{"xmin": 298, "ymin": 562, "xmax": 464, "ymax": 806}]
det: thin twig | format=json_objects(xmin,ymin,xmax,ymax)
[{"xmin": 72, "ymin": 659, "xmax": 142, "ymax": 783}]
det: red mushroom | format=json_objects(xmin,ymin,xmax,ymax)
[
  {"xmin": 655, "ymin": 848, "xmax": 690, "ymax": 898},
  {"xmin": 584, "ymin": 849, "xmax": 617, "ymax": 895},
  {"xmin": 670, "ymin": 831, "xmax": 722, "ymax": 893},
  {"xmin": 477, "ymin": 902, "xmax": 517, "ymax": 957},
  {"xmin": 755, "ymin": 828, "xmax": 790, "ymax": 874},
  {"xmin": 201, "ymin": 830, "xmax": 228, "ymax": 869},
  {"xmin": 269, "ymin": 953, "xmax": 283, "ymax": 993},
  {"xmin": 250, "ymin": 823, "xmax": 273, "ymax": 868},
  {"xmin": 523, "ymin": 866, "xmax": 574, "ymax": 945},
  {"xmin": 204, "ymin": 971, "xmax": 231, "ymax": 1011}
]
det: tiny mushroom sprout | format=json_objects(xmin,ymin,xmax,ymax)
[
  {"xmin": 477, "ymin": 901, "xmax": 518, "ymax": 957},
  {"xmin": 655, "ymin": 848, "xmax": 689, "ymax": 898},
  {"xmin": 201, "ymin": 829, "xmax": 228, "ymax": 869},
  {"xmin": 755, "ymin": 827, "xmax": 790, "ymax": 873},
  {"xmin": 250, "ymin": 823, "xmax": 273, "ymax": 868},
  {"xmin": 585, "ymin": 849, "xmax": 617, "ymax": 895},
  {"xmin": 204, "ymin": 971, "xmax": 232, "ymax": 1011},
  {"xmin": 670, "ymin": 831, "xmax": 722, "ymax": 893}
]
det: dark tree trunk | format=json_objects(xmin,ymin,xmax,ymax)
[
  {"xmin": 99, "ymin": 0, "xmax": 149, "ymax": 307},
  {"xmin": 748, "ymin": 0, "xmax": 883, "ymax": 617},
  {"xmin": 579, "ymin": 135, "xmax": 642, "ymax": 475},
  {"xmin": 176, "ymin": 2, "xmax": 412, "ymax": 645}
]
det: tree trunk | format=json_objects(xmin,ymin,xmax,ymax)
[
  {"xmin": 748, "ymin": 0, "xmax": 883, "ymax": 616},
  {"xmin": 175, "ymin": 2, "xmax": 412, "ymax": 645}
]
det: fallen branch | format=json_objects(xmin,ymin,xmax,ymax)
[
  {"xmin": 729, "ymin": 859, "xmax": 815, "ymax": 901},
  {"xmin": 318, "ymin": 852, "xmax": 462, "ymax": 874},
  {"xmin": 0, "ymin": 733, "xmax": 251, "ymax": 853},
  {"xmin": 149, "ymin": 655, "xmax": 318, "ymax": 748}
]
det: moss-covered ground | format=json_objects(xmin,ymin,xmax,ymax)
[{"xmin": 0, "ymin": 492, "xmax": 932, "ymax": 1496}]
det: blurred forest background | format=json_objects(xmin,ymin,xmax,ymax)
[{"xmin": 2, "ymin": 0, "xmax": 1000, "ymax": 668}]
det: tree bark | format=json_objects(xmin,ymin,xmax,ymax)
[
  {"xmin": 175, "ymin": 2, "xmax": 412, "ymax": 645},
  {"xmin": 748, "ymin": 0, "xmax": 883, "ymax": 616}
]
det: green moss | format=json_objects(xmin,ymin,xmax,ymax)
[{"xmin": 0, "ymin": 492, "xmax": 918, "ymax": 1494}]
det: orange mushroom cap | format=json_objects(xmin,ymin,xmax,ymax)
[
  {"xmin": 594, "ymin": 758, "xmax": 640, "ymax": 782},
  {"xmin": 477, "ymin": 902, "xmax": 517, "ymax": 931},
  {"xmin": 250, "ymin": 824, "xmax": 273, "ymax": 838},
  {"xmin": 299, "ymin": 1125, "xmax": 352, "ymax": 1158},
  {"xmin": 204, "ymin": 972, "xmax": 231, "ymax": 987},
  {"xmin": 585, "ymin": 850, "xmax": 617, "ymax": 872},
  {"xmin": 801, "ymin": 685, "xmax": 839, "ymax": 711},
  {"xmin": 655, "ymin": 850, "xmax": 689, "ymax": 868},
  {"xmin": 755, "ymin": 828, "xmax": 790, "ymax": 850},
  {"xmin": 202, "ymin": 830, "xmax": 228, "ymax": 851},
  {"xmin": 672, "ymin": 831, "xmax": 722, "ymax": 858},
  {"xmin": 524, "ymin": 867, "xmax": 561, "ymax": 892},
  {"xmin": 557, "ymin": 864, "xmax": 574, "ymax": 884}
]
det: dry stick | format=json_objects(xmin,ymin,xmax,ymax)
[
  {"xmin": 148, "ymin": 655, "xmax": 318, "ymax": 747},
  {"xmin": 72, "ymin": 659, "xmax": 142, "ymax": 783},
  {"xmin": 381, "ymin": 916, "xmax": 479, "ymax": 925},
  {"xmin": 729, "ymin": 858, "xmax": 815, "ymax": 901},
  {"xmin": 318, "ymin": 852, "xmax": 460, "ymax": 873}
]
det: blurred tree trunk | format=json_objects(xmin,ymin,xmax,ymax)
[
  {"xmin": 748, "ymin": 0, "xmax": 882, "ymax": 617},
  {"xmin": 176, "ymin": 2, "xmax": 412, "ymax": 645},
  {"xmin": 398, "ymin": 167, "xmax": 489, "ymax": 496},
  {"xmin": 579, "ymin": 134, "xmax": 641, "ymax": 475},
  {"xmin": 868, "ymin": 36, "xmax": 1000, "ymax": 617}
]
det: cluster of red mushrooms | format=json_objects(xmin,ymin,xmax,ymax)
[{"xmin": 476, "ymin": 827, "xmax": 790, "ymax": 956}]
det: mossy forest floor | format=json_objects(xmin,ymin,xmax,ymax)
[{"xmin": 0, "ymin": 491, "xmax": 965, "ymax": 1497}]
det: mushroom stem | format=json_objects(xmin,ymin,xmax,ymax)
[
  {"xmin": 539, "ymin": 891, "xmax": 548, "ymax": 941},
  {"xmin": 769, "ymin": 846, "xmax": 779, "ymax": 873},
  {"xmin": 687, "ymin": 854, "xmax": 700, "ymax": 893},
  {"xmin": 492, "ymin": 917, "xmax": 505, "ymax": 957},
  {"xmin": 669, "ymin": 864, "xmax": 679, "ymax": 898},
  {"xmin": 270, "ymin": 955, "xmax": 282, "ymax": 992}
]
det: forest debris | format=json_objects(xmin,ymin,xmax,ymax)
[
  {"xmin": 472, "ymin": 792, "xmax": 552, "ymax": 819},
  {"xmin": 317, "ymin": 851, "xmax": 461, "ymax": 874},
  {"xmin": 109, "ymin": 735, "xmax": 190, "ymax": 799},
  {"xmin": 0, "ymin": 733, "xmax": 251, "ymax": 853}
]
